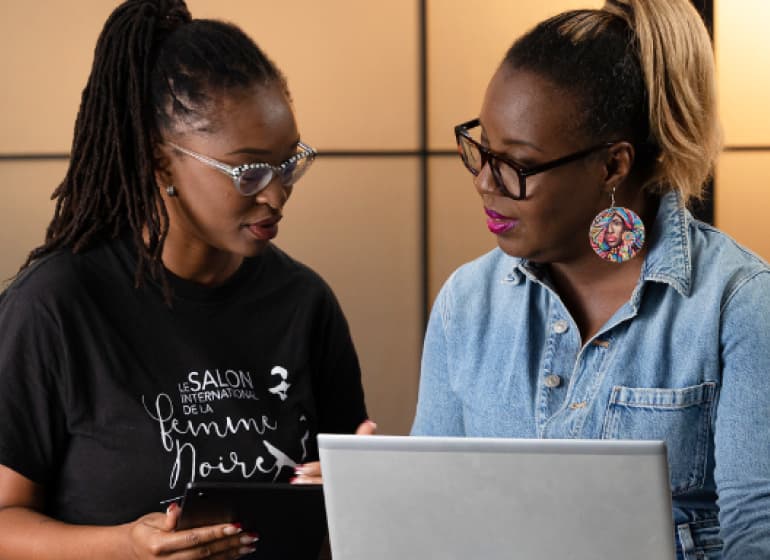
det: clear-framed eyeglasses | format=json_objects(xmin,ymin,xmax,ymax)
[
  {"xmin": 167, "ymin": 140, "xmax": 317, "ymax": 196},
  {"xmin": 454, "ymin": 118, "xmax": 615, "ymax": 200}
]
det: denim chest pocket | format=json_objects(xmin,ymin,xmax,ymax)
[{"xmin": 601, "ymin": 382, "xmax": 718, "ymax": 495}]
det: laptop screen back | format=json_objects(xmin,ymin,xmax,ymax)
[{"xmin": 319, "ymin": 435, "xmax": 675, "ymax": 560}]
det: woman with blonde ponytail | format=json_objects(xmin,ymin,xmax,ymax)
[{"xmin": 413, "ymin": 1, "xmax": 770, "ymax": 557}]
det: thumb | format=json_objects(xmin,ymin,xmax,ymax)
[
  {"xmin": 164, "ymin": 502, "xmax": 182, "ymax": 531},
  {"xmin": 355, "ymin": 419, "xmax": 377, "ymax": 436}
]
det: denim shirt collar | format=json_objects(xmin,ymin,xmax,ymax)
[{"xmin": 504, "ymin": 191, "xmax": 693, "ymax": 297}]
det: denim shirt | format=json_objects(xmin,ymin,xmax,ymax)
[{"xmin": 412, "ymin": 192, "xmax": 770, "ymax": 560}]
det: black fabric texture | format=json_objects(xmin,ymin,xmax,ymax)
[{"xmin": 0, "ymin": 236, "xmax": 367, "ymax": 532}]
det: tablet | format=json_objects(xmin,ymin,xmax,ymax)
[{"xmin": 177, "ymin": 481, "xmax": 326, "ymax": 559}]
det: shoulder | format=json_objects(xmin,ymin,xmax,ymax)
[
  {"xmin": 690, "ymin": 218, "xmax": 768, "ymax": 268},
  {"xmin": 264, "ymin": 244, "xmax": 337, "ymax": 299},
  {"xmin": 0, "ymin": 251, "xmax": 80, "ymax": 344},
  {"xmin": 4, "ymin": 250, "xmax": 84, "ymax": 304},
  {"xmin": 1, "ymin": 240, "xmax": 130, "ymax": 311},
  {"xmin": 688, "ymin": 219, "xmax": 770, "ymax": 300},
  {"xmin": 434, "ymin": 247, "xmax": 521, "ymax": 318}
]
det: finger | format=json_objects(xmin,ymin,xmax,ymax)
[
  {"xmin": 355, "ymin": 419, "xmax": 377, "ymax": 435},
  {"xmin": 291, "ymin": 474, "xmax": 323, "ymax": 485},
  {"xmin": 294, "ymin": 461, "xmax": 321, "ymax": 478},
  {"xmin": 292, "ymin": 460, "xmax": 322, "ymax": 485},
  {"xmin": 291, "ymin": 421, "xmax": 377, "ymax": 486},
  {"xmin": 138, "ymin": 511, "xmax": 173, "ymax": 531},
  {"xmin": 153, "ymin": 523, "xmax": 246, "ymax": 555},
  {"xmin": 164, "ymin": 502, "xmax": 182, "ymax": 531},
  {"xmin": 164, "ymin": 532, "xmax": 258, "ymax": 560},
  {"xmin": 206, "ymin": 539, "xmax": 259, "ymax": 560},
  {"xmin": 202, "ymin": 533, "xmax": 260, "ymax": 560}
]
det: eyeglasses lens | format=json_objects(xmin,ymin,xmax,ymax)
[
  {"xmin": 239, "ymin": 169, "xmax": 274, "ymax": 196},
  {"xmin": 459, "ymin": 135, "xmax": 483, "ymax": 175},
  {"xmin": 459, "ymin": 134, "xmax": 520, "ymax": 198},
  {"xmin": 280, "ymin": 157, "xmax": 312, "ymax": 186},
  {"xmin": 493, "ymin": 162, "xmax": 521, "ymax": 198},
  {"xmin": 238, "ymin": 156, "xmax": 315, "ymax": 195}
]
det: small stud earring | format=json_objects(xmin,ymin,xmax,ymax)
[{"xmin": 166, "ymin": 185, "xmax": 177, "ymax": 197}]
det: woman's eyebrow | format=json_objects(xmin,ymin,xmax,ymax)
[
  {"xmin": 226, "ymin": 139, "xmax": 301, "ymax": 157},
  {"xmin": 226, "ymin": 147, "xmax": 273, "ymax": 156},
  {"xmin": 480, "ymin": 124, "xmax": 543, "ymax": 153},
  {"xmin": 498, "ymin": 137, "xmax": 543, "ymax": 152}
]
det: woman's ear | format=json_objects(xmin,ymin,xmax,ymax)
[
  {"xmin": 603, "ymin": 141, "xmax": 635, "ymax": 190},
  {"xmin": 155, "ymin": 169, "xmax": 173, "ymax": 192},
  {"xmin": 153, "ymin": 144, "xmax": 174, "ymax": 190}
]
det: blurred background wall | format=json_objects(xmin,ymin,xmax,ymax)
[{"xmin": 0, "ymin": 0, "xmax": 768, "ymax": 435}]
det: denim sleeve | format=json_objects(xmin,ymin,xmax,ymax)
[
  {"xmin": 411, "ymin": 279, "xmax": 464, "ymax": 436},
  {"xmin": 714, "ymin": 269, "xmax": 770, "ymax": 559}
]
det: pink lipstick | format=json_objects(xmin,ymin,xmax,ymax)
[{"xmin": 484, "ymin": 208, "xmax": 518, "ymax": 234}]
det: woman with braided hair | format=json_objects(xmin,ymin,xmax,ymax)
[
  {"xmin": 0, "ymin": 1, "xmax": 371, "ymax": 558},
  {"xmin": 412, "ymin": 0, "xmax": 770, "ymax": 557}
]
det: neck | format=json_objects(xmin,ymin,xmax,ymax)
[
  {"xmin": 547, "ymin": 251, "xmax": 646, "ymax": 344},
  {"xmin": 544, "ymin": 192, "xmax": 659, "ymax": 343},
  {"xmin": 165, "ymin": 246, "xmax": 244, "ymax": 287},
  {"xmin": 145, "ymin": 228, "xmax": 244, "ymax": 287}
]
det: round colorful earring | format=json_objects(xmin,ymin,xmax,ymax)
[{"xmin": 588, "ymin": 187, "xmax": 645, "ymax": 263}]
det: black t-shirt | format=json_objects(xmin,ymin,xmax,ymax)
[{"xmin": 0, "ymin": 237, "xmax": 367, "ymax": 526}]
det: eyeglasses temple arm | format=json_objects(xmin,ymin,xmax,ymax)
[
  {"xmin": 521, "ymin": 142, "xmax": 615, "ymax": 177},
  {"xmin": 167, "ymin": 142, "xmax": 238, "ymax": 177}
]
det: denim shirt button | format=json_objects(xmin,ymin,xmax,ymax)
[
  {"xmin": 544, "ymin": 374, "xmax": 562, "ymax": 388},
  {"xmin": 552, "ymin": 320, "xmax": 569, "ymax": 334}
]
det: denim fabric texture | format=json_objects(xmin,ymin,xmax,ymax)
[{"xmin": 411, "ymin": 192, "xmax": 770, "ymax": 560}]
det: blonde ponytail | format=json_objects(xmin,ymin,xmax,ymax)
[{"xmin": 603, "ymin": 0, "xmax": 721, "ymax": 200}]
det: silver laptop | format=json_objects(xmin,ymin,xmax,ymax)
[{"xmin": 318, "ymin": 434, "xmax": 675, "ymax": 560}]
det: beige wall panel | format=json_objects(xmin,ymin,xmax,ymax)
[
  {"xmin": 0, "ymin": 161, "xmax": 62, "ymax": 283},
  {"xmin": 1, "ymin": 1, "xmax": 418, "ymax": 154},
  {"xmin": 715, "ymin": 152, "xmax": 770, "ymax": 262},
  {"xmin": 0, "ymin": 2, "xmax": 116, "ymax": 154},
  {"xmin": 428, "ymin": 157, "xmax": 496, "ymax": 305},
  {"xmin": 277, "ymin": 158, "xmax": 422, "ymax": 435},
  {"xmin": 175, "ymin": 1, "xmax": 420, "ymax": 151},
  {"xmin": 427, "ymin": 0, "xmax": 602, "ymax": 150},
  {"xmin": 715, "ymin": 0, "xmax": 770, "ymax": 146}
]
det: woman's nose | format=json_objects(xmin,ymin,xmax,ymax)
[
  {"xmin": 255, "ymin": 176, "xmax": 290, "ymax": 209},
  {"xmin": 473, "ymin": 162, "xmax": 497, "ymax": 196}
]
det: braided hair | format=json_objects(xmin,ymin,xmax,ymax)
[{"xmin": 21, "ymin": 0, "xmax": 286, "ymax": 291}]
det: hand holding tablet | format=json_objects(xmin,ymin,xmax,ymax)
[{"xmin": 177, "ymin": 481, "xmax": 326, "ymax": 560}]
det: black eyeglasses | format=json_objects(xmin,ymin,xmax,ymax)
[
  {"xmin": 167, "ymin": 141, "xmax": 317, "ymax": 196},
  {"xmin": 454, "ymin": 118, "xmax": 615, "ymax": 200}
]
